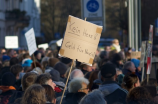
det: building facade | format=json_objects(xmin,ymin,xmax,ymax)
[{"xmin": 0, "ymin": 0, "xmax": 41, "ymax": 48}]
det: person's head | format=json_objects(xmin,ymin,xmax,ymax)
[
  {"xmin": 61, "ymin": 57, "xmax": 72, "ymax": 67},
  {"xmin": 21, "ymin": 72, "xmax": 38, "ymax": 91},
  {"xmin": 68, "ymin": 77, "xmax": 89, "ymax": 94},
  {"xmin": 22, "ymin": 59, "xmax": 33, "ymax": 67},
  {"xmin": 23, "ymin": 53, "xmax": 31, "ymax": 59},
  {"xmin": 7, "ymin": 49, "xmax": 14, "ymax": 57},
  {"xmin": 70, "ymin": 69, "xmax": 84, "ymax": 80},
  {"xmin": 122, "ymin": 74, "xmax": 140, "ymax": 92},
  {"xmin": 101, "ymin": 63, "xmax": 117, "ymax": 82},
  {"xmin": 126, "ymin": 87, "xmax": 152, "ymax": 104},
  {"xmin": 123, "ymin": 61, "xmax": 136, "ymax": 74},
  {"xmin": 10, "ymin": 57, "xmax": 19, "ymax": 67},
  {"xmin": 35, "ymin": 73, "xmax": 56, "ymax": 89},
  {"xmin": 10, "ymin": 64, "xmax": 23, "ymax": 80},
  {"xmin": 1, "ymin": 72, "xmax": 16, "ymax": 86},
  {"xmin": 141, "ymin": 78, "xmax": 157, "ymax": 87},
  {"xmin": 49, "ymin": 69, "xmax": 60, "ymax": 82},
  {"xmin": 31, "ymin": 67, "xmax": 43, "ymax": 75},
  {"xmin": 79, "ymin": 89, "xmax": 106, "ymax": 104},
  {"xmin": 108, "ymin": 50, "xmax": 117, "ymax": 60},
  {"xmin": 81, "ymin": 64, "xmax": 93, "ymax": 72},
  {"xmin": 42, "ymin": 85, "xmax": 56, "ymax": 104},
  {"xmin": 111, "ymin": 53, "xmax": 122, "ymax": 65},
  {"xmin": 112, "ymin": 39, "xmax": 119, "ymax": 46},
  {"xmin": 22, "ymin": 84, "xmax": 46, "ymax": 104},
  {"xmin": 88, "ymin": 70, "xmax": 99, "ymax": 91},
  {"xmin": 99, "ymin": 51, "xmax": 108, "ymax": 60},
  {"xmin": 23, "ymin": 66, "xmax": 32, "ymax": 72},
  {"xmin": 34, "ymin": 51, "xmax": 42, "ymax": 60},
  {"xmin": 131, "ymin": 59, "xmax": 141, "ymax": 71},
  {"xmin": 48, "ymin": 57, "xmax": 59, "ymax": 68},
  {"xmin": 54, "ymin": 62, "xmax": 67, "ymax": 78}
]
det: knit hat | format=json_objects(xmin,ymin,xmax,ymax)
[
  {"xmin": 22, "ymin": 59, "xmax": 33, "ymax": 67},
  {"xmin": 54, "ymin": 62, "xmax": 67, "ymax": 76},
  {"xmin": 131, "ymin": 59, "xmax": 140, "ymax": 68},
  {"xmin": 49, "ymin": 69, "xmax": 60, "ymax": 81},
  {"xmin": 2, "ymin": 55, "xmax": 10, "ymax": 62},
  {"xmin": 101, "ymin": 63, "xmax": 116, "ymax": 78},
  {"xmin": 2, "ymin": 72, "xmax": 16, "ymax": 86}
]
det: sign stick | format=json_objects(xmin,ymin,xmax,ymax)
[
  {"xmin": 141, "ymin": 67, "xmax": 145, "ymax": 82},
  {"xmin": 147, "ymin": 74, "xmax": 149, "ymax": 85},
  {"xmin": 59, "ymin": 59, "xmax": 75, "ymax": 104}
]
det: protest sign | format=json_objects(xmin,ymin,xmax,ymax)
[
  {"xmin": 146, "ymin": 25, "xmax": 153, "ymax": 74},
  {"xmin": 59, "ymin": 15, "xmax": 102, "ymax": 66},
  {"xmin": 130, "ymin": 52, "xmax": 141, "ymax": 59},
  {"xmin": 38, "ymin": 43, "xmax": 48, "ymax": 50},
  {"xmin": 25, "ymin": 28, "xmax": 37, "ymax": 56},
  {"xmin": 5, "ymin": 36, "xmax": 18, "ymax": 49}
]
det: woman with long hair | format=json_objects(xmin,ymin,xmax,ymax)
[{"xmin": 21, "ymin": 84, "xmax": 46, "ymax": 104}]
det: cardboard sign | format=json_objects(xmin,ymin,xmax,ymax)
[
  {"xmin": 38, "ymin": 43, "xmax": 48, "ymax": 50},
  {"xmin": 59, "ymin": 15, "xmax": 102, "ymax": 65},
  {"xmin": 140, "ymin": 41, "xmax": 147, "ymax": 67},
  {"xmin": 25, "ymin": 28, "xmax": 37, "ymax": 56},
  {"xmin": 5, "ymin": 36, "xmax": 18, "ymax": 49},
  {"xmin": 146, "ymin": 25, "xmax": 153, "ymax": 74},
  {"xmin": 131, "ymin": 52, "xmax": 141, "ymax": 59}
]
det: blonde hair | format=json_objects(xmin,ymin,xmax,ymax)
[{"xmin": 21, "ymin": 84, "xmax": 46, "ymax": 104}]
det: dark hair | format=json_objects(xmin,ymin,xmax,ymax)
[
  {"xmin": 122, "ymin": 74, "xmax": 139, "ymax": 92},
  {"xmin": 88, "ymin": 70, "xmax": 99, "ymax": 91},
  {"xmin": 144, "ymin": 86, "xmax": 157, "ymax": 98},
  {"xmin": 23, "ymin": 53, "xmax": 30, "ymax": 59},
  {"xmin": 21, "ymin": 84, "xmax": 46, "ymax": 104},
  {"xmin": 141, "ymin": 78, "xmax": 157, "ymax": 87},
  {"xmin": 10, "ymin": 57, "xmax": 19, "ymax": 66},
  {"xmin": 42, "ymin": 85, "xmax": 56, "ymax": 103},
  {"xmin": 21, "ymin": 72, "xmax": 37, "ymax": 91},
  {"xmin": 10, "ymin": 64, "xmax": 23, "ymax": 77},
  {"xmin": 35, "ymin": 74, "xmax": 52, "ymax": 85},
  {"xmin": 127, "ymin": 87, "xmax": 153, "ymax": 104},
  {"xmin": 48, "ymin": 58, "xmax": 59, "ymax": 67}
]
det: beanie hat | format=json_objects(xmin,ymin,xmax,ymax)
[
  {"xmin": 2, "ymin": 72, "xmax": 16, "ymax": 86},
  {"xmin": 2, "ymin": 55, "xmax": 10, "ymax": 62},
  {"xmin": 54, "ymin": 62, "xmax": 67, "ymax": 76},
  {"xmin": 131, "ymin": 59, "xmax": 140, "ymax": 68},
  {"xmin": 101, "ymin": 63, "xmax": 116, "ymax": 78},
  {"xmin": 22, "ymin": 59, "xmax": 33, "ymax": 67},
  {"xmin": 49, "ymin": 69, "xmax": 60, "ymax": 81}
]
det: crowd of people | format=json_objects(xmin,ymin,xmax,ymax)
[{"xmin": 0, "ymin": 39, "xmax": 158, "ymax": 104}]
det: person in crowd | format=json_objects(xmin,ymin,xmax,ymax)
[
  {"xmin": 80, "ymin": 64, "xmax": 93, "ymax": 76},
  {"xmin": 99, "ymin": 63, "xmax": 128, "ymax": 104},
  {"xmin": 122, "ymin": 74, "xmax": 140, "ymax": 92},
  {"xmin": 108, "ymin": 49, "xmax": 117, "ymax": 60},
  {"xmin": 35, "ymin": 73, "xmax": 56, "ymax": 90},
  {"xmin": 70, "ymin": 69, "xmax": 84, "ymax": 80},
  {"xmin": 10, "ymin": 64, "xmax": 23, "ymax": 80},
  {"xmin": 61, "ymin": 57, "xmax": 72, "ymax": 67},
  {"xmin": 41, "ymin": 57, "xmax": 50, "ymax": 72},
  {"xmin": 99, "ymin": 51, "xmax": 108, "ymax": 68},
  {"xmin": 0, "ymin": 72, "xmax": 16, "ymax": 104},
  {"xmin": 31, "ymin": 67, "xmax": 43, "ymax": 75},
  {"xmin": 38, "ymin": 47, "xmax": 45, "ymax": 58},
  {"xmin": 126, "ymin": 87, "xmax": 153, "ymax": 104},
  {"xmin": 42, "ymin": 85, "xmax": 56, "ymax": 104},
  {"xmin": 34, "ymin": 51, "xmax": 42, "ymax": 63},
  {"xmin": 122, "ymin": 61, "xmax": 136, "ymax": 75},
  {"xmin": 7, "ymin": 49, "xmax": 15, "ymax": 58},
  {"xmin": 111, "ymin": 39, "xmax": 121, "ymax": 52},
  {"xmin": 21, "ymin": 84, "xmax": 46, "ymax": 104},
  {"xmin": 9, "ymin": 72, "xmax": 38, "ymax": 103},
  {"xmin": 131, "ymin": 58, "xmax": 141, "ymax": 81},
  {"xmin": 88, "ymin": 70, "xmax": 99, "ymax": 91},
  {"xmin": 49, "ymin": 57, "xmax": 60, "ymax": 68},
  {"xmin": 54, "ymin": 62, "xmax": 68, "ymax": 82},
  {"xmin": 22, "ymin": 59, "xmax": 33, "ymax": 67},
  {"xmin": 79, "ymin": 89, "xmax": 106, "ymax": 104},
  {"xmin": 92, "ymin": 61, "xmax": 98, "ymax": 70},
  {"xmin": 49, "ymin": 69, "xmax": 65, "ymax": 97},
  {"xmin": 111, "ymin": 53, "xmax": 123, "ymax": 69},
  {"xmin": 57, "ymin": 77, "xmax": 89, "ymax": 104}
]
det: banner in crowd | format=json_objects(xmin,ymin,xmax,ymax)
[
  {"xmin": 5, "ymin": 36, "xmax": 19, "ymax": 49},
  {"xmin": 146, "ymin": 25, "xmax": 153, "ymax": 74},
  {"xmin": 140, "ymin": 41, "xmax": 147, "ymax": 67},
  {"xmin": 25, "ymin": 28, "xmax": 37, "ymax": 56},
  {"xmin": 59, "ymin": 15, "xmax": 103, "ymax": 65}
]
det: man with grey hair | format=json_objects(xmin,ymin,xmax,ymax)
[
  {"xmin": 79, "ymin": 89, "xmax": 106, "ymax": 104},
  {"xmin": 122, "ymin": 61, "xmax": 136, "ymax": 75},
  {"xmin": 57, "ymin": 77, "xmax": 89, "ymax": 104},
  {"xmin": 70, "ymin": 69, "xmax": 84, "ymax": 80}
]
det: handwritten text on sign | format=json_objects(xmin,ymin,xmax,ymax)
[
  {"xmin": 59, "ymin": 15, "xmax": 102, "ymax": 65},
  {"xmin": 25, "ymin": 28, "xmax": 37, "ymax": 56}
]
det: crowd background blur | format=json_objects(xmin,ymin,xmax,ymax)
[{"xmin": 0, "ymin": 39, "xmax": 158, "ymax": 104}]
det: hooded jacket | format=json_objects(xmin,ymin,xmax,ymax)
[{"xmin": 99, "ymin": 81, "xmax": 128, "ymax": 104}]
